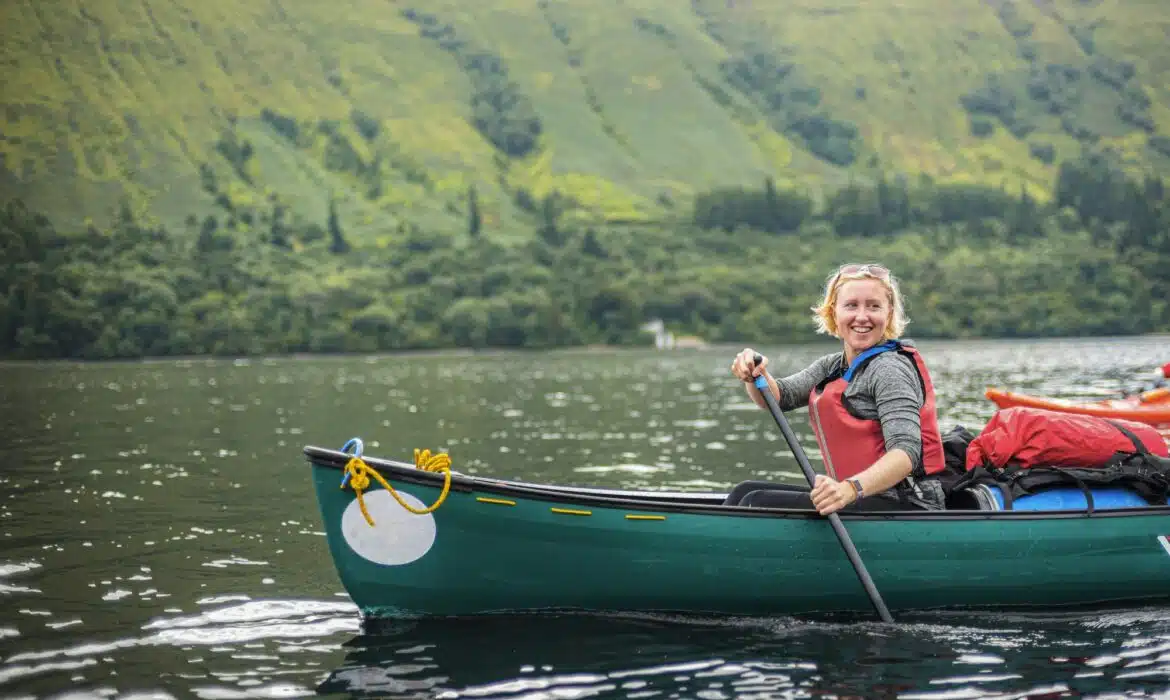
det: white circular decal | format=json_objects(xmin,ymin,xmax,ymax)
[{"xmin": 340, "ymin": 490, "xmax": 437, "ymax": 566}]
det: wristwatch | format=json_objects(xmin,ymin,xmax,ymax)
[{"xmin": 847, "ymin": 478, "xmax": 865, "ymax": 500}]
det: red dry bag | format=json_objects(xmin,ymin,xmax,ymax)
[{"xmin": 966, "ymin": 406, "xmax": 1170, "ymax": 471}]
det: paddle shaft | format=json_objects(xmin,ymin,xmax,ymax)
[{"xmin": 750, "ymin": 355, "xmax": 894, "ymax": 623}]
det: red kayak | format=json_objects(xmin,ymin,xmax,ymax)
[{"xmin": 985, "ymin": 387, "xmax": 1170, "ymax": 428}]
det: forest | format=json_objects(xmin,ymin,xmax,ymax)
[{"xmin": 2, "ymin": 152, "xmax": 1166, "ymax": 360}]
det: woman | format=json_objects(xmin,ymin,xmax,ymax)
[{"xmin": 727, "ymin": 263, "xmax": 947, "ymax": 514}]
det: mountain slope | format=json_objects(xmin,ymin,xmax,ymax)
[{"xmin": 2, "ymin": 0, "xmax": 1168, "ymax": 235}]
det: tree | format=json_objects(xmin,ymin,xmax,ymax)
[
  {"xmin": 468, "ymin": 185, "xmax": 482, "ymax": 237},
  {"xmin": 328, "ymin": 198, "xmax": 350, "ymax": 254}
]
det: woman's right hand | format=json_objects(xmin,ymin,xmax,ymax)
[{"xmin": 730, "ymin": 348, "xmax": 768, "ymax": 383}]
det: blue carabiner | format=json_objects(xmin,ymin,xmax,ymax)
[{"xmin": 339, "ymin": 438, "xmax": 364, "ymax": 488}]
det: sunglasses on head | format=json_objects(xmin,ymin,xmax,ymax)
[{"xmin": 834, "ymin": 263, "xmax": 890, "ymax": 282}]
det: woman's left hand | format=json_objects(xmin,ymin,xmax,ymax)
[{"xmin": 810, "ymin": 474, "xmax": 857, "ymax": 516}]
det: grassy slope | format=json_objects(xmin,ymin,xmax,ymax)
[{"xmin": 1, "ymin": 0, "xmax": 1167, "ymax": 235}]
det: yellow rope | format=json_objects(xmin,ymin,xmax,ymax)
[{"xmin": 341, "ymin": 448, "xmax": 452, "ymax": 526}]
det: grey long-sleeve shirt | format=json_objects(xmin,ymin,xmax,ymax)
[{"xmin": 774, "ymin": 344, "xmax": 927, "ymax": 476}]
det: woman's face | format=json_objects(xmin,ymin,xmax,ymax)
[{"xmin": 834, "ymin": 278, "xmax": 891, "ymax": 355}]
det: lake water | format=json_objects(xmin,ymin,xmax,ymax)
[{"xmin": 3, "ymin": 336, "xmax": 1170, "ymax": 699}]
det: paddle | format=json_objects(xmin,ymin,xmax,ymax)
[{"xmin": 750, "ymin": 353, "xmax": 894, "ymax": 623}]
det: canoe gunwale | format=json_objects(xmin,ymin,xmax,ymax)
[{"xmin": 304, "ymin": 445, "xmax": 1170, "ymax": 522}]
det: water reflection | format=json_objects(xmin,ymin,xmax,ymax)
[
  {"xmin": 0, "ymin": 595, "xmax": 358, "ymax": 697},
  {"xmin": 317, "ymin": 613, "xmax": 849, "ymax": 699},
  {"xmin": 316, "ymin": 606, "xmax": 1170, "ymax": 699}
]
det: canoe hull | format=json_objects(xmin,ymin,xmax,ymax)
[
  {"xmin": 308, "ymin": 447, "xmax": 1170, "ymax": 619},
  {"xmin": 985, "ymin": 387, "xmax": 1170, "ymax": 426}
]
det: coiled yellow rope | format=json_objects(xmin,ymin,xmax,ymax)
[{"xmin": 341, "ymin": 448, "xmax": 452, "ymax": 526}]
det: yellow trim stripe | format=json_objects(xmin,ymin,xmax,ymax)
[
  {"xmin": 476, "ymin": 497, "xmax": 516, "ymax": 506},
  {"xmin": 625, "ymin": 514, "xmax": 666, "ymax": 521},
  {"xmin": 550, "ymin": 507, "xmax": 593, "ymax": 516}
]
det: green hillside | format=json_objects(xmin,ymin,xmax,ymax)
[
  {"xmin": 3, "ymin": 0, "xmax": 1169, "ymax": 235},
  {"xmin": 2, "ymin": 0, "xmax": 1169, "ymax": 360}
]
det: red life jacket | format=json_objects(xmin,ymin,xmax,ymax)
[
  {"xmin": 807, "ymin": 341, "xmax": 946, "ymax": 481},
  {"xmin": 965, "ymin": 406, "xmax": 1169, "ymax": 471}
]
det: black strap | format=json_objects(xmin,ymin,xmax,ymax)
[
  {"xmin": 1104, "ymin": 419, "xmax": 1151, "ymax": 457},
  {"xmin": 1007, "ymin": 466, "xmax": 1096, "ymax": 515},
  {"xmin": 968, "ymin": 465, "xmax": 1097, "ymax": 514}
]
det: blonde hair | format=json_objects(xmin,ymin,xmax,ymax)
[{"xmin": 811, "ymin": 264, "xmax": 908, "ymax": 340}]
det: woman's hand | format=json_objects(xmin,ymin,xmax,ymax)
[
  {"xmin": 810, "ymin": 474, "xmax": 857, "ymax": 516},
  {"xmin": 730, "ymin": 348, "xmax": 768, "ymax": 383}
]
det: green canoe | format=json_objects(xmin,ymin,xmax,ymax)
[{"xmin": 305, "ymin": 444, "xmax": 1170, "ymax": 620}]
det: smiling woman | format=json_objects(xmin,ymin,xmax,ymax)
[{"xmin": 727, "ymin": 262, "xmax": 947, "ymax": 514}]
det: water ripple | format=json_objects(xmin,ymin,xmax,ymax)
[{"xmin": 4, "ymin": 339, "xmax": 1170, "ymax": 698}]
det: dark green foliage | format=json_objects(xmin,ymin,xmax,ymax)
[
  {"xmin": 1149, "ymin": 135, "xmax": 1170, "ymax": 158},
  {"xmin": 694, "ymin": 175, "xmax": 1022, "ymax": 236},
  {"xmin": 548, "ymin": 20, "xmax": 571, "ymax": 45},
  {"xmin": 317, "ymin": 119, "xmax": 340, "ymax": 136},
  {"xmin": 1055, "ymin": 153, "xmax": 1170, "ymax": 255},
  {"xmin": 269, "ymin": 198, "xmax": 291, "ymax": 248},
  {"xmin": 199, "ymin": 163, "xmax": 218, "ymax": 193},
  {"xmin": 969, "ymin": 115, "xmax": 995, "ymax": 138},
  {"xmin": 514, "ymin": 187, "xmax": 538, "ymax": 212},
  {"xmin": 351, "ymin": 109, "xmax": 380, "ymax": 141},
  {"xmin": 1027, "ymin": 63, "xmax": 1081, "ymax": 112},
  {"xmin": 1088, "ymin": 55, "xmax": 1135, "ymax": 90},
  {"xmin": 1008, "ymin": 186, "xmax": 1044, "ymax": 240},
  {"xmin": 693, "ymin": 177, "xmax": 813, "ymax": 233},
  {"xmin": 633, "ymin": 17, "xmax": 674, "ymax": 42},
  {"xmin": 995, "ymin": 3, "xmax": 1035, "ymax": 39},
  {"xmin": 720, "ymin": 48, "xmax": 861, "ymax": 166},
  {"xmin": 1069, "ymin": 22, "xmax": 1097, "ymax": 54},
  {"xmin": 215, "ymin": 128, "xmax": 254, "ymax": 183},
  {"xmin": 468, "ymin": 185, "xmax": 482, "ymax": 237},
  {"xmin": 1060, "ymin": 113, "xmax": 1099, "ymax": 142},
  {"xmin": 537, "ymin": 192, "xmax": 569, "ymax": 246},
  {"xmin": 962, "ymin": 77, "xmax": 1016, "ymax": 117},
  {"xmin": 789, "ymin": 115, "xmax": 859, "ymax": 167},
  {"xmin": 580, "ymin": 228, "xmax": 607, "ymax": 258},
  {"xmin": 960, "ymin": 43, "xmax": 1153, "ymax": 145},
  {"xmin": 323, "ymin": 131, "xmax": 363, "ymax": 173},
  {"xmin": 196, "ymin": 215, "xmax": 222, "ymax": 254},
  {"xmin": 961, "ymin": 74, "xmax": 1036, "ymax": 138},
  {"xmin": 327, "ymin": 198, "xmax": 349, "ymax": 254},
  {"xmin": 403, "ymin": 9, "xmax": 543, "ymax": 157},
  {"xmin": 2, "ymin": 154, "xmax": 1168, "ymax": 360},
  {"xmin": 1118, "ymin": 86, "xmax": 1155, "ymax": 132},
  {"xmin": 260, "ymin": 108, "xmax": 300, "ymax": 143},
  {"xmin": 1029, "ymin": 141, "xmax": 1056, "ymax": 164}
]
